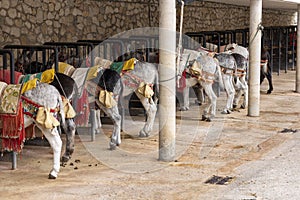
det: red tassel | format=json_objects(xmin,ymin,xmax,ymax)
[
  {"xmin": 0, "ymin": 101, "xmax": 25, "ymax": 153},
  {"xmin": 75, "ymin": 89, "xmax": 90, "ymax": 127},
  {"xmin": 177, "ymin": 70, "xmax": 187, "ymax": 93}
]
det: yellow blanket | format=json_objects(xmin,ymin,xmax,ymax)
[
  {"xmin": 41, "ymin": 68, "xmax": 55, "ymax": 83},
  {"xmin": 21, "ymin": 69, "xmax": 55, "ymax": 94},
  {"xmin": 21, "ymin": 78, "xmax": 38, "ymax": 94},
  {"xmin": 86, "ymin": 65, "xmax": 101, "ymax": 81},
  {"xmin": 58, "ymin": 62, "xmax": 76, "ymax": 76},
  {"xmin": 123, "ymin": 58, "xmax": 136, "ymax": 71}
]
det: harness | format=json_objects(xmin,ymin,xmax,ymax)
[
  {"xmin": 220, "ymin": 65, "xmax": 246, "ymax": 77},
  {"xmin": 21, "ymin": 95, "xmax": 57, "ymax": 119},
  {"xmin": 186, "ymin": 64, "xmax": 215, "ymax": 83}
]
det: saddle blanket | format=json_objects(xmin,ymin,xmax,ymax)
[
  {"xmin": 20, "ymin": 69, "xmax": 55, "ymax": 94},
  {"xmin": 110, "ymin": 58, "xmax": 136, "ymax": 74},
  {"xmin": 0, "ymin": 83, "xmax": 22, "ymax": 114},
  {"xmin": 0, "ymin": 83, "xmax": 24, "ymax": 153}
]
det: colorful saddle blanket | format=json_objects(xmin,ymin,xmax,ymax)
[
  {"xmin": 20, "ymin": 69, "xmax": 55, "ymax": 94},
  {"xmin": 0, "ymin": 82, "xmax": 24, "ymax": 153},
  {"xmin": 110, "ymin": 58, "xmax": 136, "ymax": 74},
  {"xmin": 0, "ymin": 83, "xmax": 22, "ymax": 114}
]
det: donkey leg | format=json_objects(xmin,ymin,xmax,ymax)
[
  {"xmin": 240, "ymin": 76, "xmax": 248, "ymax": 109},
  {"xmin": 98, "ymin": 104, "xmax": 121, "ymax": 150},
  {"xmin": 233, "ymin": 77, "xmax": 242, "ymax": 108},
  {"xmin": 109, "ymin": 106, "xmax": 122, "ymax": 149},
  {"xmin": 136, "ymin": 93, "xmax": 157, "ymax": 137},
  {"xmin": 202, "ymin": 82, "xmax": 217, "ymax": 121},
  {"xmin": 62, "ymin": 118, "xmax": 76, "ymax": 163},
  {"xmin": 195, "ymin": 86, "xmax": 205, "ymax": 105},
  {"xmin": 36, "ymin": 125, "xmax": 62, "ymax": 179},
  {"xmin": 95, "ymin": 109, "xmax": 102, "ymax": 133},
  {"xmin": 221, "ymin": 74, "xmax": 235, "ymax": 114},
  {"xmin": 180, "ymin": 86, "xmax": 190, "ymax": 111}
]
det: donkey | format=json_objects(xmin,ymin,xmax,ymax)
[
  {"xmin": 57, "ymin": 51, "xmax": 159, "ymax": 149},
  {"xmin": 217, "ymin": 44, "xmax": 249, "ymax": 110},
  {"xmin": 50, "ymin": 73, "xmax": 77, "ymax": 163},
  {"xmin": 232, "ymin": 53, "xmax": 248, "ymax": 109},
  {"xmin": 178, "ymin": 50, "xmax": 223, "ymax": 121},
  {"xmin": 0, "ymin": 81, "xmax": 67, "ymax": 179},
  {"xmin": 14, "ymin": 52, "xmax": 78, "ymax": 163},
  {"xmin": 87, "ymin": 59, "xmax": 159, "ymax": 149},
  {"xmin": 214, "ymin": 52, "xmax": 237, "ymax": 114}
]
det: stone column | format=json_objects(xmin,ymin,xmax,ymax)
[
  {"xmin": 158, "ymin": 0, "xmax": 176, "ymax": 161},
  {"xmin": 296, "ymin": 4, "xmax": 300, "ymax": 93},
  {"xmin": 248, "ymin": 0, "xmax": 262, "ymax": 117}
]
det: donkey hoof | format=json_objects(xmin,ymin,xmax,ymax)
[
  {"xmin": 95, "ymin": 129, "xmax": 101, "ymax": 134},
  {"xmin": 48, "ymin": 169, "xmax": 58, "ymax": 179},
  {"xmin": 139, "ymin": 130, "xmax": 149, "ymax": 137},
  {"xmin": 206, "ymin": 117, "xmax": 212, "ymax": 122},
  {"xmin": 180, "ymin": 107, "xmax": 187, "ymax": 111},
  {"xmin": 195, "ymin": 100, "xmax": 202, "ymax": 106},
  {"xmin": 233, "ymin": 104, "xmax": 237, "ymax": 109},
  {"xmin": 61, "ymin": 155, "xmax": 70, "ymax": 163},
  {"xmin": 110, "ymin": 142, "xmax": 117, "ymax": 150},
  {"xmin": 48, "ymin": 174, "xmax": 57, "ymax": 179},
  {"xmin": 139, "ymin": 132, "xmax": 149, "ymax": 137},
  {"xmin": 221, "ymin": 110, "xmax": 231, "ymax": 114},
  {"xmin": 201, "ymin": 115, "xmax": 207, "ymax": 121},
  {"xmin": 240, "ymin": 104, "xmax": 246, "ymax": 109},
  {"xmin": 267, "ymin": 90, "xmax": 272, "ymax": 94}
]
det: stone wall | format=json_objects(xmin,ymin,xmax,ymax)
[{"xmin": 0, "ymin": 0, "xmax": 297, "ymax": 47}]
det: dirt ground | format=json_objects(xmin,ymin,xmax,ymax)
[{"xmin": 1, "ymin": 70, "xmax": 300, "ymax": 200}]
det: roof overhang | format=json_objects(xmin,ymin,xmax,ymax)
[{"xmin": 203, "ymin": 0, "xmax": 299, "ymax": 11}]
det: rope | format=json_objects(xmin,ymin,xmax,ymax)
[
  {"xmin": 249, "ymin": 23, "xmax": 264, "ymax": 45},
  {"xmin": 54, "ymin": 73, "xmax": 68, "ymax": 98}
]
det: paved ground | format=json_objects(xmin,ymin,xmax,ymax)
[{"xmin": 1, "ymin": 70, "xmax": 300, "ymax": 200}]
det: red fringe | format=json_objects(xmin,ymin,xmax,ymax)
[
  {"xmin": 177, "ymin": 70, "xmax": 187, "ymax": 93},
  {"xmin": 75, "ymin": 89, "xmax": 90, "ymax": 127},
  {"xmin": 0, "ymin": 101, "xmax": 25, "ymax": 153}
]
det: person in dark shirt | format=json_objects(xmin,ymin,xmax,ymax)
[{"xmin": 260, "ymin": 47, "xmax": 273, "ymax": 94}]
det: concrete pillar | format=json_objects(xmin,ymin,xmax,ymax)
[
  {"xmin": 296, "ymin": 5, "xmax": 300, "ymax": 93},
  {"xmin": 248, "ymin": 0, "xmax": 262, "ymax": 117},
  {"xmin": 158, "ymin": 0, "xmax": 176, "ymax": 161}
]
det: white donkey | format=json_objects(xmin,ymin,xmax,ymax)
[
  {"xmin": 214, "ymin": 52, "xmax": 237, "ymax": 114},
  {"xmin": 229, "ymin": 45, "xmax": 249, "ymax": 109},
  {"xmin": 0, "ymin": 81, "xmax": 67, "ymax": 179},
  {"xmin": 87, "ymin": 59, "xmax": 159, "ymax": 149},
  {"xmin": 178, "ymin": 50, "xmax": 223, "ymax": 121},
  {"xmin": 180, "ymin": 44, "xmax": 248, "ymax": 113},
  {"xmin": 207, "ymin": 43, "xmax": 249, "ymax": 109}
]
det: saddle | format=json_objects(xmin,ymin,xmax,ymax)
[{"xmin": 187, "ymin": 60, "xmax": 215, "ymax": 83}]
